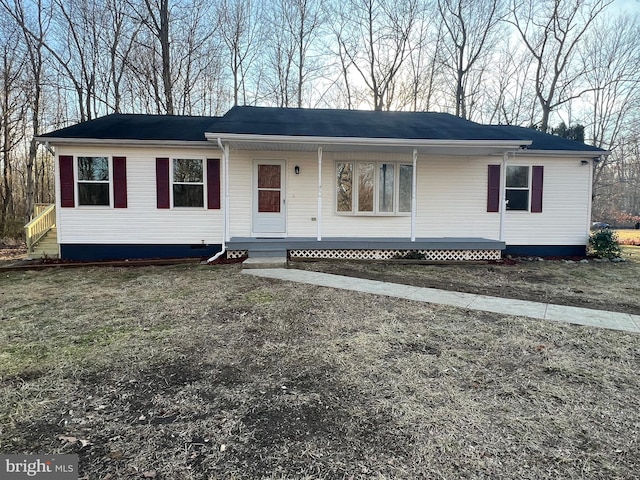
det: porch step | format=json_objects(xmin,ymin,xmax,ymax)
[
  {"xmin": 242, "ymin": 257, "xmax": 288, "ymax": 269},
  {"xmin": 28, "ymin": 227, "xmax": 59, "ymax": 260},
  {"xmin": 247, "ymin": 248, "xmax": 288, "ymax": 258}
]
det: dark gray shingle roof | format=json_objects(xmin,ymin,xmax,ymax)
[
  {"xmin": 491, "ymin": 124, "xmax": 605, "ymax": 152},
  {"xmin": 40, "ymin": 113, "xmax": 219, "ymax": 142},
  {"xmin": 39, "ymin": 107, "xmax": 607, "ymax": 153},
  {"xmin": 209, "ymin": 106, "xmax": 524, "ymax": 141}
]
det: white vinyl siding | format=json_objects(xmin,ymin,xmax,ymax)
[
  {"xmin": 56, "ymin": 146, "xmax": 222, "ymax": 244},
  {"xmin": 56, "ymin": 145, "xmax": 591, "ymax": 248}
]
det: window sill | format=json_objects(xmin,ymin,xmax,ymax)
[{"xmin": 336, "ymin": 212, "xmax": 412, "ymax": 217}]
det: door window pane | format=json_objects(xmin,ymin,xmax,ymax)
[
  {"xmin": 258, "ymin": 165, "xmax": 281, "ymax": 188},
  {"xmin": 258, "ymin": 190, "xmax": 281, "ymax": 212}
]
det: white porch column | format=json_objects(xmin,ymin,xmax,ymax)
[
  {"xmin": 499, "ymin": 152, "xmax": 508, "ymax": 242},
  {"xmin": 411, "ymin": 148, "xmax": 418, "ymax": 241},
  {"xmin": 317, "ymin": 146, "xmax": 323, "ymax": 241}
]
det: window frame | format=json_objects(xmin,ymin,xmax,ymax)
[
  {"xmin": 505, "ymin": 165, "xmax": 531, "ymax": 212},
  {"xmin": 171, "ymin": 158, "xmax": 206, "ymax": 208},
  {"xmin": 335, "ymin": 161, "xmax": 413, "ymax": 216},
  {"xmin": 76, "ymin": 156, "xmax": 112, "ymax": 207}
]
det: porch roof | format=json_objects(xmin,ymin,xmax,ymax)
[{"xmin": 206, "ymin": 106, "xmax": 529, "ymax": 156}]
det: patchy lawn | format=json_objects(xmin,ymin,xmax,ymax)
[{"xmin": 0, "ymin": 263, "xmax": 638, "ymax": 479}]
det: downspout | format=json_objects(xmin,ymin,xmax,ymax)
[
  {"xmin": 499, "ymin": 151, "xmax": 508, "ymax": 243},
  {"xmin": 207, "ymin": 138, "xmax": 229, "ymax": 263},
  {"xmin": 411, "ymin": 148, "xmax": 417, "ymax": 241},
  {"xmin": 586, "ymin": 156, "xmax": 596, "ymax": 239},
  {"xmin": 317, "ymin": 146, "xmax": 323, "ymax": 241}
]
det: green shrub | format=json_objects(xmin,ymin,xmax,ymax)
[{"xmin": 588, "ymin": 229, "xmax": 622, "ymax": 259}]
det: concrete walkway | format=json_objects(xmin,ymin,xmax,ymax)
[{"xmin": 244, "ymin": 268, "xmax": 640, "ymax": 334}]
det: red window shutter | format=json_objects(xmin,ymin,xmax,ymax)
[
  {"xmin": 59, "ymin": 155, "xmax": 75, "ymax": 207},
  {"xmin": 207, "ymin": 158, "xmax": 221, "ymax": 209},
  {"xmin": 487, "ymin": 164, "xmax": 501, "ymax": 212},
  {"xmin": 156, "ymin": 158, "xmax": 170, "ymax": 209},
  {"xmin": 113, "ymin": 156, "xmax": 127, "ymax": 208},
  {"xmin": 531, "ymin": 165, "xmax": 544, "ymax": 213}
]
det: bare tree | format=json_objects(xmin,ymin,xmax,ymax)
[
  {"xmin": 509, "ymin": 0, "xmax": 613, "ymax": 132},
  {"xmin": 134, "ymin": 0, "xmax": 174, "ymax": 114},
  {"xmin": 217, "ymin": 0, "xmax": 262, "ymax": 106},
  {"xmin": 337, "ymin": 0, "xmax": 420, "ymax": 111},
  {"xmin": 0, "ymin": 0, "xmax": 50, "ymax": 222},
  {"xmin": 578, "ymin": 15, "xmax": 640, "ymax": 220},
  {"xmin": 437, "ymin": 0, "xmax": 504, "ymax": 119},
  {"xmin": 263, "ymin": 0, "xmax": 325, "ymax": 108},
  {"xmin": 0, "ymin": 20, "xmax": 29, "ymax": 236}
]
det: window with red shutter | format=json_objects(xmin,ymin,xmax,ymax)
[
  {"xmin": 487, "ymin": 164, "xmax": 501, "ymax": 212},
  {"xmin": 207, "ymin": 158, "xmax": 221, "ymax": 209},
  {"xmin": 59, "ymin": 155, "xmax": 75, "ymax": 208},
  {"xmin": 156, "ymin": 158, "xmax": 170, "ymax": 209},
  {"xmin": 113, "ymin": 157, "xmax": 127, "ymax": 208}
]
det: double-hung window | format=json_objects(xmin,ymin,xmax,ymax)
[
  {"xmin": 77, "ymin": 156, "xmax": 110, "ymax": 206},
  {"xmin": 173, "ymin": 158, "xmax": 204, "ymax": 207},
  {"xmin": 506, "ymin": 165, "xmax": 530, "ymax": 211},
  {"xmin": 337, "ymin": 161, "xmax": 413, "ymax": 215}
]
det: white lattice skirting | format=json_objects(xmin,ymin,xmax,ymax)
[
  {"xmin": 293, "ymin": 249, "xmax": 501, "ymax": 261},
  {"xmin": 229, "ymin": 249, "xmax": 501, "ymax": 261}
]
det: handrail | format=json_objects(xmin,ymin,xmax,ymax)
[
  {"xmin": 33, "ymin": 203, "xmax": 51, "ymax": 218},
  {"xmin": 25, "ymin": 204, "xmax": 56, "ymax": 254}
]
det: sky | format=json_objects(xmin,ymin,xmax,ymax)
[{"xmin": 613, "ymin": 0, "xmax": 640, "ymax": 13}]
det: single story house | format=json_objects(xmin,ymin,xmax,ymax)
[{"xmin": 29, "ymin": 106, "xmax": 607, "ymax": 261}]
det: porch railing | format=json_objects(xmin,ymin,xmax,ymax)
[
  {"xmin": 25, "ymin": 204, "xmax": 56, "ymax": 254},
  {"xmin": 33, "ymin": 203, "xmax": 52, "ymax": 218}
]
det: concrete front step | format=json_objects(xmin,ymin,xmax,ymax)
[
  {"xmin": 247, "ymin": 249, "xmax": 288, "ymax": 258},
  {"xmin": 242, "ymin": 257, "xmax": 288, "ymax": 269}
]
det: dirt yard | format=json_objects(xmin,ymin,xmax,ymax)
[{"xmin": 0, "ymin": 260, "xmax": 638, "ymax": 479}]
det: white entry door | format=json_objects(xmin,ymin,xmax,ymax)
[{"xmin": 252, "ymin": 160, "xmax": 286, "ymax": 235}]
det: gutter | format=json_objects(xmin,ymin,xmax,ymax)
[
  {"xmin": 207, "ymin": 137, "xmax": 229, "ymax": 263},
  {"xmin": 509, "ymin": 149, "xmax": 611, "ymax": 157},
  {"xmin": 35, "ymin": 137, "xmax": 212, "ymax": 148},
  {"xmin": 204, "ymin": 132, "xmax": 531, "ymax": 150}
]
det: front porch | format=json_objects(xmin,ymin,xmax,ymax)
[{"xmin": 227, "ymin": 237, "xmax": 505, "ymax": 262}]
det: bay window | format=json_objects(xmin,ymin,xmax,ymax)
[{"xmin": 336, "ymin": 161, "xmax": 413, "ymax": 215}]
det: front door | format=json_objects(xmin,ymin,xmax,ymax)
[{"xmin": 252, "ymin": 160, "xmax": 286, "ymax": 235}]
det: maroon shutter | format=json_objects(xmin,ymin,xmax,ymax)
[
  {"xmin": 207, "ymin": 158, "xmax": 221, "ymax": 209},
  {"xmin": 487, "ymin": 164, "xmax": 501, "ymax": 212},
  {"xmin": 531, "ymin": 165, "xmax": 544, "ymax": 213},
  {"xmin": 59, "ymin": 155, "xmax": 75, "ymax": 208},
  {"xmin": 156, "ymin": 158, "xmax": 170, "ymax": 209},
  {"xmin": 113, "ymin": 156, "xmax": 127, "ymax": 208}
]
